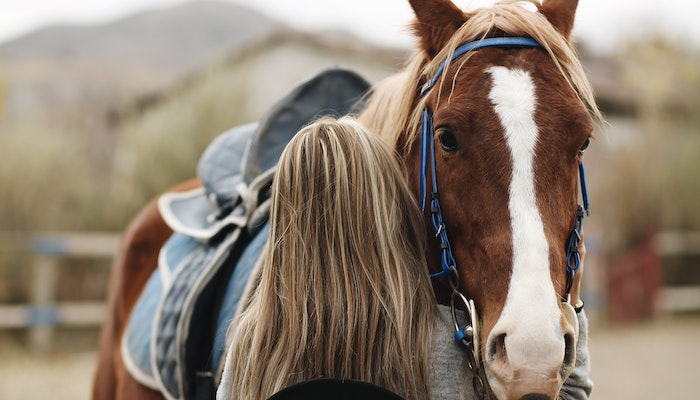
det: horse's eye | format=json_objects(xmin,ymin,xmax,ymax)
[
  {"xmin": 578, "ymin": 137, "xmax": 591, "ymax": 157},
  {"xmin": 438, "ymin": 129, "xmax": 460, "ymax": 153}
]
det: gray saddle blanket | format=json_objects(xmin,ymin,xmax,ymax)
[{"xmin": 121, "ymin": 68, "xmax": 370, "ymax": 400}]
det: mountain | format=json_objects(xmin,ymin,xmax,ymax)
[
  {"xmin": 0, "ymin": 1, "xmax": 283, "ymax": 77},
  {"xmin": 0, "ymin": 1, "xmax": 288, "ymax": 128}
]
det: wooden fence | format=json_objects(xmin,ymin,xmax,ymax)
[
  {"xmin": 0, "ymin": 232, "xmax": 120, "ymax": 351},
  {"xmin": 655, "ymin": 231, "xmax": 700, "ymax": 312},
  {"xmin": 0, "ymin": 230, "xmax": 698, "ymax": 351}
]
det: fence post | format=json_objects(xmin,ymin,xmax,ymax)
[
  {"xmin": 29, "ymin": 255, "xmax": 59, "ymax": 352},
  {"xmin": 0, "ymin": 232, "xmax": 120, "ymax": 350}
]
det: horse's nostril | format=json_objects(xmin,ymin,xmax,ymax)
[
  {"xmin": 488, "ymin": 332, "xmax": 507, "ymax": 364},
  {"xmin": 564, "ymin": 332, "xmax": 575, "ymax": 364},
  {"xmin": 560, "ymin": 332, "xmax": 576, "ymax": 377}
]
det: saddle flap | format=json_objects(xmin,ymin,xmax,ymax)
[{"xmin": 158, "ymin": 188, "xmax": 247, "ymax": 241}]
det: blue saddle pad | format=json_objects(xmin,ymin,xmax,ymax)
[{"xmin": 121, "ymin": 68, "xmax": 371, "ymax": 400}]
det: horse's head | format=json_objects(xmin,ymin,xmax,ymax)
[{"xmin": 362, "ymin": 0, "xmax": 600, "ymax": 399}]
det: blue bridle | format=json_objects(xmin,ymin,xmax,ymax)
[
  {"xmin": 418, "ymin": 37, "xmax": 590, "ymax": 300},
  {"xmin": 564, "ymin": 163, "xmax": 589, "ymax": 299}
]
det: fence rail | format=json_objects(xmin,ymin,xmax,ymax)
[
  {"xmin": 0, "ymin": 302, "xmax": 106, "ymax": 328},
  {"xmin": 655, "ymin": 231, "xmax": 700, "ymax": 256},
  {"xmin": 0, "ymin": 232, "xmax": 120, "ymax": 351},
  {"xmin": 1, "ymin": 230, "xmax": 699, "ymax": 351},
  {"xmin": 655, "ymin": 231, "xmax": 700, "ymax": 313},
  {"xmin": 0, "ymin": 232, "xmax": 120, "ymax": 255}
]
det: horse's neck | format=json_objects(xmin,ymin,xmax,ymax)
[
  {"xmin": 358, "ymin": 70, "xmax": 419, "ymax": 150},
  {"xmin": 356, "ymin": 99, "xmax": 396, "ymax": 146}
]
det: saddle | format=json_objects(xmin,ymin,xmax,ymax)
[{"xmin": 121, "ymin": 68, "xmax": 371, "ymax": 400}]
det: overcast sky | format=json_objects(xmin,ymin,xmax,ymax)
[{"xmin": 2, "ymin": 0, "xmax": 699, "ymax": 53}]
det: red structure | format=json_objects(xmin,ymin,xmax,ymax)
[{"xmin": 607, "ymin": 235, "xmax": 663, "ymax": 323}]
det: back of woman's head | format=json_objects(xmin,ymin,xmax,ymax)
[{"xmin": 224, "ymin": 117, "xmax": 435, "ymax": 400}]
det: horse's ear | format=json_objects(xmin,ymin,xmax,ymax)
[
  {"xmin": 539, "ymin": 0, "xmax": 579, "ymax": 40},
  {"xmin": 409, "ymin": 0, "xmax": 467, "ymax": 58}
]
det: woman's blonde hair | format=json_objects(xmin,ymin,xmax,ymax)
[{"xmin": 223, "ymin": 117, "xmax": 436, "ymax": 399}]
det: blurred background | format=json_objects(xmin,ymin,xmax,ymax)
[{"xmin": 0, "ymin": 0, "xmax": 699, "ymax": 399}]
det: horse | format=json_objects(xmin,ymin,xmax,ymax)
[{"xmin": 92, "ymin": 0, "xmax": 601, "ymax": 399}]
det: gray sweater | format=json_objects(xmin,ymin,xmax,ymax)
[
  {"xmin": 431, "ymin": 305, "xmax": 593, "ymax": 400},
  {"xmin": 217, "ymin": 307, "xmax": 593, "ymax": 400}
]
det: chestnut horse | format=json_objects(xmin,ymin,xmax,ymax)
[{"xmin": 93, "ymin": 0, "xmax": 600, "ymax": 399}]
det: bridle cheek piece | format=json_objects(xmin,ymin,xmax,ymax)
[{"xmin": 417, "ymin": 38, "xmax": 591, "ymax": 359}]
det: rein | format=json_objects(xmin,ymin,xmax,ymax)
[{"xmin": 417, "ymin": 36, "xmax": 591, "ymax": 397}]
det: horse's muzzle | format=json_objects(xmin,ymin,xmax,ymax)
[{"xmin": 483, "ymin": 307, "xmax": 576, "ymax": 400}]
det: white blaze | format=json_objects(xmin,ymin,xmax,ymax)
[{"xmin": 487, "ymin": 66, "xmax": 563, "ymax": 370}]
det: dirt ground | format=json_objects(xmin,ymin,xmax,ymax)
[
  {"xmin": 587, "ymin": 314, "xmax": 700, "ymax": 399},
  {"xmin": 1, "ymin": 315, "xmax": 698, "ymax": 399}
]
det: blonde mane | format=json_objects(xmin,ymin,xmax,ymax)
[{"xmin": 359, "ymin": 0, "xmax": 602, "ymax": 154}]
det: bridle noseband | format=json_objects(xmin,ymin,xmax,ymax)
[{"xmin": 417, "ymin": 37, "xmax": 590, "ymax": 378}]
